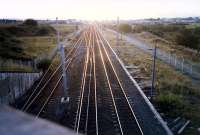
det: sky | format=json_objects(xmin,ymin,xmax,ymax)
[{"xmin": 0, "ymin": 0, "xmax": 200, "ymax": 20}]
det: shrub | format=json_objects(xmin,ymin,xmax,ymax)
[
  {"xmin": 37, "ymin": 25, "xmax": 56, "ymax": 36},
  {"xmin": 23, "ymin": 19, "xmax": 38, "ymax": 27},
  {"xmin": 36, "ymin": 59, "xmax": 51, "ymax": 71},
  {"xmin": 154, "ymin": 93, "xmax": 187, "ymax": 117},
  {"xmin": 119, "ymin": 24, "xmax": 132, "ymax": 33}
]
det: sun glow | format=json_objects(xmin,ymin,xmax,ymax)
[{"xmin": 0, "ymin": 0, "xmax": 200, "ymax": 20}]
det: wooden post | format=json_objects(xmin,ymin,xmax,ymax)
[{"xmin": 182, "ymin": 58, "xmax": 184, "ymax": 73}]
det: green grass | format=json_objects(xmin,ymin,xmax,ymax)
[
  {"xmin": 0, "ymin": 62, "xmax": 33, "ymax": 72},
  {"xmin": 0, "ymin": 23, "xmax": 56, "ymax": 60},
  {"xmin": 0, "ymin": 36, "xmax": 57, "ymax": 60},
  {"xmin": 18, "ymin": 36, "xmax": 57, "ymax": 59},
  {"xmin": 0, "ymin": 23, "xmax": 75, "ymax": 72},
  {"xmin": 186, "ymin": 23, "xmax": 200, "ymax": 29}
]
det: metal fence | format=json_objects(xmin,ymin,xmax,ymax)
[{"xmin": 156, "ymin": 49, "xmax": 200, "ymax": 81}]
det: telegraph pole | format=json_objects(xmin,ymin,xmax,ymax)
[
  {"xmin": 56, "ymin": 17, "xmax": 68, "ymax": 103},
  {"xmin": 151, "ymin": 44, "xmax": 157, "ymax": 99},
  {"xmin": 116, "ymin": 17, "xmax": 119, "ymax": 46},
  {"xmin": 56, "ymin": 17, "xmax": 60, "ymax": 44}
]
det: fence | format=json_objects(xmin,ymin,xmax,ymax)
[
  {"xmin": 156, "ymin": 49, "xmax": 200, "ymax": 80},
  {"xmin": 0, "ymin": 72, "xmax": 42, "ymax": 104}
]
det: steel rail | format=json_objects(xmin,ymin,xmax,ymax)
[
  {"xmin": 75, "ymin": 30, "xmax": 92, "ymax": 134},
  {"xmin": 74, "ymin": 31, "xmax": 90, "ymax": 133},
  {"xmin": 21, "ymin": 34, "xmax": 83, "ymax": 111},
  {"xmin": 92, "ymin": 28, "xmax": 99, "ymax": 135},
  {"xmin": 73, "ymin": 31, "xmax": 88, "ymax": 132},
  {"xmin": 84, "ymin": 57, "xmax": 92, "ymax": 133},
  {"xmin": 35, "ymin": 43, "xmax": 83, "ymax": 118},
  {"xmin": 35, "ymin": 76, "xmax": 62, "ymax": 118},
  {"xmin": 94, "ymin": 29, "xmax": 124, "ymax": 135},
  {"xmin": 98, "ymin": 27, "xmax": 173, "ymax": 135},
  {"xmin": 75, "ymin": 48, "xmax": 89, "ymax": 134},
  {"xmin": 84, "ymin": 30, "xmax": 93, "ymax": 134},
  {"xmin": 22, "ymin": 35, "xmax": 84, "ymax": 112},
  {"xmin": 96, "ymin": 28, "xmax": 144, "ymax": 135}
]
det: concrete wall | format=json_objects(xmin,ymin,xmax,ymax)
[{"xmin": 0, "ymin": 72, "xmax": 42, "ymax": 104}]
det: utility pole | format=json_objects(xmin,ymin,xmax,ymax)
[
  {"xmin": 56, "ymin": 17, "xmax": 60, "ymax": 44},
  {"xmin": 56, "ymin": 17, "xmax": 68, "ymax": 103},
  {"xmin": 116, "ymin": 17, "xmax": 119, "ymax": 46},
  {"xmin": 151, "ymin": 44, "xmax": 157, "ymax": 99}
]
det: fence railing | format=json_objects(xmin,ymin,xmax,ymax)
[{"xmin": 156, "ymin": 49, "xmax": 200, "ymax": 80}]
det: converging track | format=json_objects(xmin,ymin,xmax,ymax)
[{"xmin": 15, "ymin": 25, "xmax": 172, "ymax": 135}]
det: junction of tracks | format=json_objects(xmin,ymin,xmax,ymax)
[{"xmin": 14, "ymin": 25, "xmax": 173, "ymax": 135}]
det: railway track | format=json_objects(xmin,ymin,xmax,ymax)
[
  {"xmin": 68, "ymin": 26, "xmax": 144, "ymax": 135},
  {"xmin": 14, "ymin": 25, "xmax": 172, "ymax": 135},
  {"xmin": 18, "ymin": 32, "xmax": 85, "ymax": 120}
]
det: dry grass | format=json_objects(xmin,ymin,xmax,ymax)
[
  {"xmin": 18, "ymin": 36, "xmax": 57, "ymax": 59},
  {"xmin": 104, "ymin": 30, "xmax": 200, "ymax": 135},
  {"xmin": 133, "ymin": 32, "xmax": 200, "ymax": 63}
]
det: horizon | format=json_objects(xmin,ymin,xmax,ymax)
[
  {"xmin": 1, "ymin": 0, "xmax": 200, "ymax": 20},
  {"xmin": 1, "ymin": 16, "xmax": 200, "ymax": 21}
]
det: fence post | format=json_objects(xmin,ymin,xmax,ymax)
[
  {"xmin": 174, "ymin": 54, "xmax": 177, "ymax": 67},
  {"xmin": 190, "ymin": 64, "xmax": 193, "ymax": 74},
  {"xmin": 169, "ymin": 53, "xmax": 171, "ymax": 64},
  {"xmin": 182, "ymin": 58, "xmax": 184, "ymax": 73}
]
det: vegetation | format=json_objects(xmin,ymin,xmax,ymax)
[
  {"xmin": 118, "ymin": 24, "xmax": 132, "ymax": 33},
  {"xmin": 0, "ymin": 21, "xmax": 76, "ymax": 72},
  {"xmin": 36, "ymin": 59, "xmax": 51, "ymax": 71},
  {"xmin": 0, "ymin": 62, "xmax": 33, "ymax": 72},
  {"xmin": 51, "ymin": 24, "xmax": 76, "ymax": 41},
  {"xmin": 133, "ymin": 24, "xmax": 200, "ymax": 53},
  {"xmin": 0, "ymin": 19, "xmax": 56, "ymax": 60},
  {"xmin": 154, "ymin": 93, "xmax": 186, "ymax": 116},
  {"xmin": 0, "ymin": 32, "xmax": 25, "ymax": 59},
  {"xmin": 104, "ymin": 30, "xmax": 200, "ymax": 135},
  {"xmin": 23, "ymin": 19, "xmax": 38, "ymax": 26}
]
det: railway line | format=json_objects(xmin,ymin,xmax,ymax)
[
  {"xmin": 14, "ymin": 25, "xmax": 172, "ymax": 135},
  {"xmin": 17, "ymin": 32, "xmax": 85, "ymax": 120}
]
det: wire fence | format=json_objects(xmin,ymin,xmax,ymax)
[{"xmin": 156, "ymin": 49, "xmax": 200, "ymax": 80}]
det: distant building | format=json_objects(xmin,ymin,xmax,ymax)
[{"xmin": 0, "ymin": 19, "xmax": 22, "ymax": 24}]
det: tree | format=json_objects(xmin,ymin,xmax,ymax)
[
  {"xmin": 23, "ymin": 19, "xmax": 38, "ymax": 27},
  {"xmin": 175, "ymin": 29, "xmax": 199, "ymax": 50},
  {"xmin": 119, "ymin": 24, "xmax": 132, "ymax": 33}
]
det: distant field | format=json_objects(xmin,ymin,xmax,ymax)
[
  {"xmin": 186, "ymin": 23, "xmax": 200, "ymax": 29},
  {"xmin": 51, "ymin": 24, "xmax": 76, "ymax": 32}
]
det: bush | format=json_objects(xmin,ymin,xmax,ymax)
[
  {"xmin": 36, "ymin": 59, "xmax": 51, "ymax": 71},
  {"xmin": 154, "ymin": 93, "xmax": 187, "ymax": 117},
  {"xmin": 36, "ymin": 25, "xmax": 56, "ymax": 36},
  {"xmin": 119, "ymin": 24, "xmax": 132, "ymax": 33},
  {"xmin": 133, "ymin": 24, "xmax": 200, "ymax": 51},
  {"xmin": 23, "ymin": 19, "xmax": 38, "ymax": 27},
  {"xmin": 175, "ymin": 29, "xmax": 200, "ymax": 51}
]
